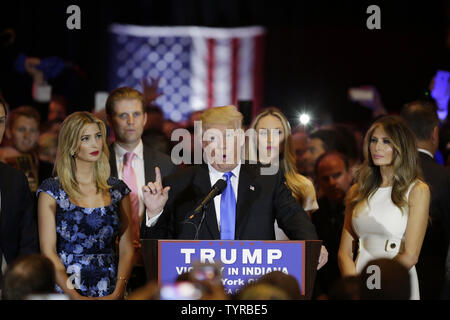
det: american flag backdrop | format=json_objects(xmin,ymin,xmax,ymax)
[{"xmin": 108, "ymin": 24, "xmax": 265, "ymax": 122}]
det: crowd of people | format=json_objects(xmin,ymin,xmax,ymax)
[{"xmin": 0, "ymin": 68, "xmax": 449, "ymax": 301}]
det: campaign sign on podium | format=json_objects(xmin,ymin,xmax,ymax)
[{"xmin": 158, "ymin": 240, "xmax": 305, "ymax": 295}]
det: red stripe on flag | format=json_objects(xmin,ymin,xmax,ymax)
[
  {"xmin": 231, "ymin": 38, "xmax": 239, "ymax": 106},
  {"xmin": 207, "ymin": 38, "xmax": 215, "ymax": 108},
  {"xmin": 252, "ymin": 34, "xmax": 265, "ymax": 118}
]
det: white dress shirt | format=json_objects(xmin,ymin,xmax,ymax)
[
  {"xmin": 114, "ymin": 140, "xmax": 146, "ymax": 222},
  {"xmin": 207, "ymin": 163, "xmax": 241, "ymax": 231},
  {"xmin": 418, "ymin": 148, "xmax": 434, "ymax": 159},
  {"xmin": 145, "ymin": 163, "xmax": 241, "ymax": 230}
]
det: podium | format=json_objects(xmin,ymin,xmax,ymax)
[{"xmin": 141, "ymin": 239, "xmax": 322, "ymax": 299}]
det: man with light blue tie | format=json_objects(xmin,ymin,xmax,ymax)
[{"xmin": 140, "ymin": 105, "xmax": 328, "ymax": 269}]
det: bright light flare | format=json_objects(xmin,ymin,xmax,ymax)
[{"xmin": 299, "ymin": 113, "xmax": 311, "ymax": 125}]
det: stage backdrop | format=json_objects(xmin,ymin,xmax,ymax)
[{"xmin": 108, "ymin": 24, "xmax": 265, "ymax": 122}]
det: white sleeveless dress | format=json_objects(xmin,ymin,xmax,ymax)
[{"xmin": 352, "ymin": 182, "xmax": 420, "ymax": 300}]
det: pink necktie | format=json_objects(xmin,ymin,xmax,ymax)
[{"xmin": 122, "ymin": 152, "xmax": 140, "ymax": 241}]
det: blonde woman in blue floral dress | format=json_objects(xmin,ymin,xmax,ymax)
[{"xmin": 37, "ymin": 112, "xmax": 135, "ymax": 299}]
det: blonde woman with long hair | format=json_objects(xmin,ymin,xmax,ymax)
[
  {"xmin": 338, "ymin": 115, "xmax": 430, "ymax": 299},
  {"xmin": 37, "ymin": 112, "xmax": 134, "ymax": 299},
  {"xmin": 249, "ymin": 107, "xmax": 318, "ymax": 239}
]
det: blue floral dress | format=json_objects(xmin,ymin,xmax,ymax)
[{"xmin": 37, "ymin": 177, "xmax": 130, "ymax": 297}]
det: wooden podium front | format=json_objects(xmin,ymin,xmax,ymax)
[{"xmin": 141, "ymin": 239, "xmax": 322, "ymax": 300}]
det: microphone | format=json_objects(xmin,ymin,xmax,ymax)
[{"xmin": 189, "ymin": 179, "xmax": 227, "ymax": 219}]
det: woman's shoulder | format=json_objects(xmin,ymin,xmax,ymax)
[
  {"xmin": 36, "ymin": 177, "xmax": 63, "ymax": 200},
  {"xmin": 408, "ymin": 179, "xmax": 430, "ymax": 197},
  {"xmin": 107, "ymin": 176, "xmax": 131, "ymax": 195},
  {"xmin": 38, "ymin": 177, "xmax": 61, "ymax": 192}
]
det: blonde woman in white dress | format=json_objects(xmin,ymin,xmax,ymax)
[{"xmin": 338, "ymin": 115, "xmax": 430, "ymax": 299}]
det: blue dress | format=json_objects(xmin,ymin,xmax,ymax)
[{"xmin": 37, "ymin": 177, "xmax": 130, "ymax": 297}]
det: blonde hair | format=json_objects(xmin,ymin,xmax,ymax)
[
  {"xmin": 105, "ymin": 86, "xmax": 144, "ymax": 117},
  {"xmin": 55, "ymin": 112, "xmax": 111, "ymax": 200},
  {"xmin": 349, "ymin": 115, "xmax": 422, "ymax": 214},
  {"xmin": 197, "ymin": 105, "xmax": 243, "ymax": 131},
  {"xmin": 249, "ymin": 107, "xmax": 309, "ymax": 203}
]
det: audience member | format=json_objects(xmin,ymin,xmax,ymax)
[
  {"xmin": 47, "ymin": 94, "xmax": 68, "ymax": 122},
  {"xmin": 162, "ymin": 119, "xmax": 182, "ymax": 141},
  {"xmin": 401, "ymin": 100, "xmax": 450, "ymax": 299},
  {"xmin": 2, "ymin": 254, "xmax": 56, "ymax": 300},
  {"xmin": 301, "ymin": 128, "xmax": 347, "ymax": 182},
  {"xmin": 333, "ymin": 123, "xmax": 362, "ymax": 167},
  {"xmin": 0, "ymin": 105, "xmax": 53, "ymax": 191},
  {"xmin": 326, "ymin": 276, "xmax": 361, "ymax": 300},
  {"xmin": 256, "ymin": 271, "xmax": 302, "ymax": 300},
  {"xmin": 312, "ymin": 152, "xmax": 353, "ymax": 297},
  {"xmin": 290, "ymin": 128, "xmax": 308, "ymax": 175},
  {"xmin": 142, "ymin": 105, "xmax": 170, "ymax": 154},
  {"xmin": 37, "ymin": 111, "xmax": 135, "ymax": 299},
  {"xmin": 359, "ymin": 258, "xmax": 411, "ymax": 300},
  {"xmin": 38, "ymin": 132, "xmax": 58, "ymax": 165},
  {"xmin": 238, "ymin": 283, "xmax": 290, "ymax": 300}
]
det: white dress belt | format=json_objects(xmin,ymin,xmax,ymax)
[{"xmin": 359, "ymin": 235, "xmax": 404, "ymax": 254}]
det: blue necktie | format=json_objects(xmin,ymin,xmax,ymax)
[{"xmin": 220, "ymin": 172, "xmax": 236, "ymax": 240}]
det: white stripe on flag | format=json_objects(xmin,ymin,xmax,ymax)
[
  {"xmin": 237, "ymin": 36, "xmax": 254, "ymax": 101},
  {"xmin": 213, "ymin": 38, "xmax": 232, "ymax": 106},
  {"xmin": 190, "ymin": 36, "xmax": 208, "ymax": 111}
]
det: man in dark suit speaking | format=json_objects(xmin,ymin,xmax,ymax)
[{"xmin": 140, "ymin": 105, "xmax": 328, "ymax": 269}]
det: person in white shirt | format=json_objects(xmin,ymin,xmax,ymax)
[
  {"xmin": 105, "ymin": 87, "xmax": 176, "ymax": 291},
  {"xmin": 140, "ymin": 105, "xmax": 328, "ymax": 270}
]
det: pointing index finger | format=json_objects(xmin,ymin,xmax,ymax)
[{"xmin": 155, "ymin": 166, "xmax": 162, "ymax": 184}]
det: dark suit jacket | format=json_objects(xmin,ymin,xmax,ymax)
[
  {"xmin": 109, "ymin": 142, "xmax": 177, "ymax": 184},
  {"xmin": 416, "ymin": 151, "xmax": 450, "ymax": 299},
  {"xmin": 141, "ymin": 164, "xmax": 319, "ymax": 241},
  {"xmin": 312, "ymin": 197, "xmax": 346, "ymax": 296},
  {"xmin": 0, "ymin": 162, "xmax": 39, "ymax": 264}
]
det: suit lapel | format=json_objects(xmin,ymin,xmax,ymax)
[
  {"xmin": 109, "ymin": 144, "xmax": 118, "ymax": 178},
  {"xmin": 192, "ymin": 165, "xmax": 220, "ymax": 239},
  {"xmin": 143, "ymin": 144, "xmax": 155, "ymax": 184},
  {"xmin": 235, "ymin": 164, "xmax": 258, "ymax": 240}
]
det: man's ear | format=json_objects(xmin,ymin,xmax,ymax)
[
  {"xmin": 432, "ymin": 125, "xmax": 439, "ymax": 145},
  {"xmin": 143, "ymin": 111, "xmax": 148, "ymax": 127}
]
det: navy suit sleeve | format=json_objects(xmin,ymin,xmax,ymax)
[{"xmin": 273, "ymin": 171, "xmax": 319, "ymax": 240}]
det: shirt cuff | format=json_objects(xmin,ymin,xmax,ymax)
[{"xmin": 146, "ymin": 209, "xmax": 163, "ymax": 227}]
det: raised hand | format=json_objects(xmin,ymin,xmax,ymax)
[
  {"xmin": 141, "ymin": 76, "xmax": 163, "ymax": 106},
  {"xmin": 142, "ymin": 166, "xmax": 170, "ymax": 219}
]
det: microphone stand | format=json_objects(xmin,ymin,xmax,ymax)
[{"xmin": 194, "ymin": 204, "xmax": 208, "ymax": 240}]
